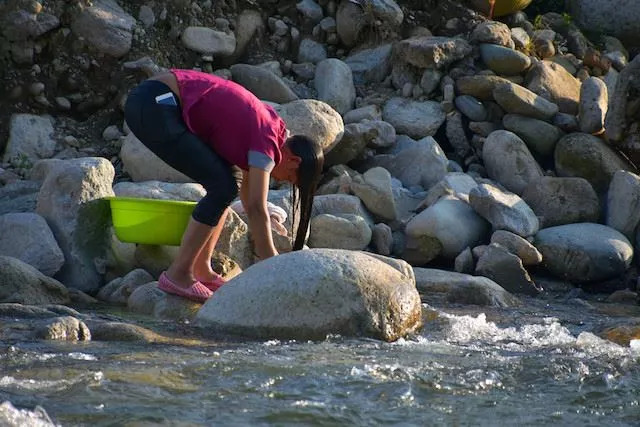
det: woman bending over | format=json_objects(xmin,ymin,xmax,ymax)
[{"xmin": 124, "ymin": 69, "xmax": 324, "ymax": 302}]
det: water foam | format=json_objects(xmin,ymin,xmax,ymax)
[
  {"xmin": 0, "ymin": 371, "xmax": 103, "ymax": 392},
  {"xmin": 442, "ymin": 312, "xmax": 576, "ymax": 349},
  {"xmin": 0, "ymin": 401, "xmax": 58, "ymax": 427}
]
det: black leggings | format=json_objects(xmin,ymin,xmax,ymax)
[{"xmin": 124, "ymin": 80, "xmax": 238, "ymax": 226}]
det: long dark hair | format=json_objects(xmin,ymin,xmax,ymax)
[{"xmin": 287, "ymin": 135, "xmax": 324, "ymax": 251}]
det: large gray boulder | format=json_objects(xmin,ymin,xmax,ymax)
[
  {"xmin": 568, "ymin": 0, "xmax": 640, "ymax": 46},
  {"xmin": 274, "ymin": 99, "xmax": 344, "ymax": 153},
  {"xmin": 0, "ymin": 256, "xmax": 70, "ymax": 304},
  {"xmin": 0, "ymin": 213, "xmax": 64, "ymax": 276},
  {"xmin": 534, "ymin": 223, "xmax": 633, "ymax": 283},
  {"xmin": 196, "ymin": 249, "xmax": 422, "ymax": 342},
  {"xmin": 482, "ymin": 130, "xmax": 544, "ymax": 195},
  {"xmin": 34, "ymin": 158, "xmax": 115, "ymax": 292},
  {"xmin": 382, "ymin": 97, "xmax": 446, "ymax": 139},
  {"xmin": 469, "ymin": 182, "xmax": 539, "ymax": 237},
  {"xmin": 522, "ymin": 177, "xmax": 600, "ymax": 228},
  {"xmin": 230, "ymin": 64, "xmax": 299, "ymax": 104},
  {"xmin": 2, "ymin": 114, "xmax": 55, "ymax": 168},
  {"xmin": 413, "ymin": 268, "xmax": 520, "ymax": 307},
  {"xmin": 70, "ymin": 0, "xmax": 135, "ymax": 57},
  {"xmin": 554, "ymin": 133, "xmax": 634, "ymax": 193},
  {"xmin": 314, "ymin": 59, "xmax": 356, "ymax": 114},
  {"xmin": 406, "ymin": 197, "xmax": 489, "ymax": 260},
  {"xmin": 606, "ymin": 171, "xmax": 640, "ymax": 242},
  {"xmin": 120, "ymin": 133, "xmax": 192, "ymax": 183}
]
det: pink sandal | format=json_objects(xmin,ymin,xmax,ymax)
[
  {"xmin": 157, "ymin": 272, "xmax": 212, "ymax": 303},
  {"xmin": 197, "ymin": 273, "xmax": 227, "ymax": 292}
]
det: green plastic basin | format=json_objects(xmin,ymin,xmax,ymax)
[{"xmin": 107, "ymin": 197, "xmax": 196, "ymax": 246}]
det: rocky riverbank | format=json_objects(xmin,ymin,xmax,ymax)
[{"xmin": 1, "ymin": 0, "xmax": 640, "ymax": 350}]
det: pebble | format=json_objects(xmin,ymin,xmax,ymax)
[
  {"xmin": 534, "ymin": 39, "xmax": 555, "ymax": 59},
  {"xmin": 55, "ymin": 96, "xmax": 71, "ymax": 110},
  {"xmin": 402, "ymin": 83, "xmax": 413, "ymax": 98},
  {"xmin": 64, "ymin": 135, "xmax": 81, "ymax": 148}
]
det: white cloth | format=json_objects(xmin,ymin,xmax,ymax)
[{"xmin": 230, "ymin": 200, "xmax": 289, "ymax": 236}]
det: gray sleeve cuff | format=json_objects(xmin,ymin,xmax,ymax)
[{"xmin": 248, "ymin": 150, "xmax": 275, "ymax": 172}]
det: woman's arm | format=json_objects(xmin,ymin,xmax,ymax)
[{"xmin": 242, "ymin": 168, "xmax": 278, "ymax": 260}]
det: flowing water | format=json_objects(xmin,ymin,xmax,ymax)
[{"xmin": 1, "ymin": 296, "xmax": 639, "ymax": 426}]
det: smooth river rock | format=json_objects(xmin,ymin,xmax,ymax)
[
  {"xmin": 469, "ymin": 182, "xmax": 539, "ymax": 237},
  {"xmin": 606, "ymin": 170, "xmax": 640, "ymax": 242},
  {"xmin": 554, "ymin": 133, "xmax": 634, "ymax": 194},
  {"xmin": 525, "ymin": 60, "xmax": 581, "ymax": 115},
  {"xmin": 0, "ymin": 212, "xmax": 64, "ymax": 276},
  {"xmin": 493, "ymin": 82, "xmax": 559, "ymax": 120},
  {"xmin": 0, "ymin": 256, "xmax": 70, "ymax": 305},
  {"xmin": 578, "ymin": 76, "xmax": 608, "ymax": 134},
  {"xmin": 535, "ymin": 223, "xmax": 633, "ymax": 283},
  {"xmin": 482, "ymin": 130, "xmax": 544, "ymax": 195},
  {"xmin": 479, "ymin": 43, "xmax": 531, "ymax": 75},
  {"xmin": 196, "ymin": 249, "xmax": 422, "ymax": 342},
  {"xmin": 230, "ymin": 64, "xmax": 299, "ymax": 104},
  {"xmin": 382, "ymin": 97, "xmax": 446, "ymax": 139},
  {"xmin": 413, "ymin": 268, "xmax": 520, "ymax": 307},
  {"xmin": 521, "ymin": 177, "xmax": 600, "ymax": 228},
  {"xmin": 274, "ymin": 99, "xmax": 344, "ymax": 153},
  {"xmin": 315, "ymin": 58, "xmax": 356, "ymax": 114},
  {"xmin": 406, "ymin": 197, "xmax": 489, "ymax": 260},
  {"xmin": 502, "ymin": 114, "xmax": 564, "ymax": 157}
]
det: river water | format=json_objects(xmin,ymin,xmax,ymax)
[{"xmin": 1, "ymin": 295, "xmax": 639, "ymax": 426}]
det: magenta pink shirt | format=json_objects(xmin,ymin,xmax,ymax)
[{"xmin": 171, "ymin": 69, "xmax": 287, "ymax": 171}]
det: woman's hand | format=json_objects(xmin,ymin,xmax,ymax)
[{"xmin": 241, "ymin": 168, "xmax": 279, "ymax": 260}]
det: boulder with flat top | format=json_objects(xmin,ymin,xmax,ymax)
[{"xmin": 196, "ymin": 249, "xmax": 422, "ymax": 342}]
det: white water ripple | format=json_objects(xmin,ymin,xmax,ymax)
[{"xmin": 0, "ymin": 371, "xmax": 103, "ymax": 392}]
